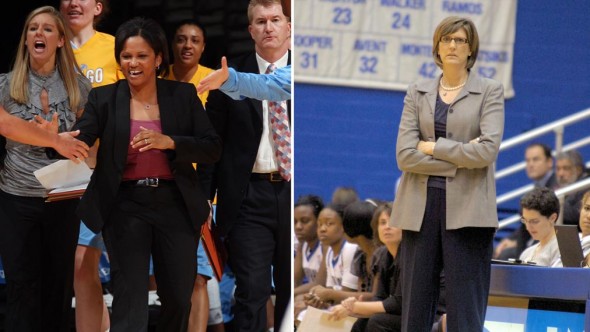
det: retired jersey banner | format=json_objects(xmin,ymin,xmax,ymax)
[{"xmin": 294, "ymin": 0, "xmax": 517, "ymax": 98}]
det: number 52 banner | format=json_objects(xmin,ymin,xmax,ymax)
[{"xmin": 294, "ymin": 0, "xmax": 517, "ymax": 98}]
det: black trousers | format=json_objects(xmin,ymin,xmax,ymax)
[
  {"xmin": 228, "ymin": 177, "xmax": 291, "ymax": 332},
  {"xmin": 352, "ymin": 313, "xmax": 401, "ymax": 332},
  {"xmin": 103, "ymin": 183, "xmax": 197, "ymax": 332},
  {"xmin": 400, "ymin": 187, "xmax": 495, "ymax": 332},
  {"xmin": 0, "ymin": 190, "xmax": 79, "ymax": 332}
]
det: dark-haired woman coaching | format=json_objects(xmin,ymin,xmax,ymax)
[{"xmin": 71, "ymin": 17, "xmax": 221, "ymax": 331}]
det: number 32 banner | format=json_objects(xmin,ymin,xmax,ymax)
[{"xmin": 294, "ymin": 0, "xmax": 517, "ymax": 98}]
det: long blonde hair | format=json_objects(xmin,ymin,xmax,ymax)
[{"xmin": 10, "ymin": 6, "xmax": 84, "ymax": 111}]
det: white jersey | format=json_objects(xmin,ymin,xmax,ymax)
[
  {"xmin": 301, "ymin": 241, "xmax": 323, "ymax": 283},
  {"xmin": 325, "ymin": 241, "xmax": 358, "ymax": 290}
]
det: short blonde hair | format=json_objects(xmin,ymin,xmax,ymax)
[{"xmin": 432, "ymin": 16, "xmax": 479, "ymax": 69}]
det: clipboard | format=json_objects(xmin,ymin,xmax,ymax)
[{"xmin": 201, "ymin": 221, "xmax": 226, "ymax": 281}]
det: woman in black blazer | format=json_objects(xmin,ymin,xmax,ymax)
[{"xmin": 72, "ymin": 17, "xmax": 221, "ymax": 331}]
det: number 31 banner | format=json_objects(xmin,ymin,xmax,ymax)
[{"xmin": 294, "ymin": 0, "xmax": 517, "ymax": 98}]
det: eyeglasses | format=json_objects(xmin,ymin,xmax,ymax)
[
  {"xmin": 440, "ymin": 36, "xmax": 468, "ymax": 45},
  {"xmin": 520, "ymin": 217, "xmax": 543, "ymax": 226}
]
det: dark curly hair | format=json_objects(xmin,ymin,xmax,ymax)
[
  {"xmin": 520, "ymin": 187, "xmax": 560, "ymax": 220},
  {"xmin": 295, "ymin": 194, "xmax": 324, "ymax": 218}
]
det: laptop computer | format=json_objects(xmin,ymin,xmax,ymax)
[{"xmin": 555, "ymin": 225, "xmax": 585, "ymax": 268}]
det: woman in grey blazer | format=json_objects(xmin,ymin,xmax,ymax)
[{"xmin": 392, "ymin": 16, "xmax": 504, "ymax": 332}]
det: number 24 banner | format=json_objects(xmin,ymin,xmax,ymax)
[{"xmin": 294, "ymin": 0, "xmax": 516, "ymax": 98}]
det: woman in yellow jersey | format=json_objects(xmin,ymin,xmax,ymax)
[
  {"xmin": 165, "ymin": 19, "xmax": 225, "ymax": 332},
  {"xmin": 59, "ymin": 1, "xmax": 121, "ymax": 331},
  {"xmin": 62, "ymin": 0, "xmax": 121, "ymax": 88},
  {"xmin": 166, "ymin": 19, "xmax": 213, "ymax": 106}
]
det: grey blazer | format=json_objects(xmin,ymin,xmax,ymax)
[{"xmin": 391, "ymin": 72, "xmax": 504, "ymax": 231}]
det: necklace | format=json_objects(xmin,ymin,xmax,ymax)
[
  {"xmin": 132, "ymin": 97, "xmax": 158, "ymax": 110},
  {"xmin": 439, "ymin": 77, "xmax": 466, "ymax": 96}
]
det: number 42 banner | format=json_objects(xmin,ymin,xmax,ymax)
[{"xmin": 294, "ymin": 0, "xmax": 517, "ymax": 98}]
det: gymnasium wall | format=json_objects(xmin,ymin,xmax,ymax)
[{"xmin": 294, "ymin": 1, "xmax": 590, "ymax": 211}]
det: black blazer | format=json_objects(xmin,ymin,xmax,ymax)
[
  {"xmin": 73, "ymin": 78, "xmax": 222, "ymax": 233},
  {"xmin": 200, "ymin": 51, "xmax": 291, "ymax": 235}
]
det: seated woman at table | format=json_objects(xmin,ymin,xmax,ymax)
[{"xmin": 519, "ymin": 187, "xmax": 561, "ymax": 267}]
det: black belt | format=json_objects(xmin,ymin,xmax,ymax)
[
  {"xmin": 251, "ymin": 172, "xmax": 284, "ymax": 182},
  {"xmin": 121, "ymin": 178, "xmax": 175, "ymax": 187}
]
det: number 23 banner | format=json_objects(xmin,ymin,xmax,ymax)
[{"xmin": 294, "ymin": 0, "xmax": 517, "ymax": 98}]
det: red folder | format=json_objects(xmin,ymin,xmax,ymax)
[
  {"xmin": 201, "ymin": 222, "xmax": 226, "ymax": 281},
  {"xmin": 45, "ymin": 188, "xmax": 86, "ymax": 202}
]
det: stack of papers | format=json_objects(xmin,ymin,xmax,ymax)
[
  {"xmin": 34, "ymin": 160, "xmax": 93, "ymax": 202},
  {"xmin": 297, "ymin": 307, "xmax": 357, "ymax": 332}
]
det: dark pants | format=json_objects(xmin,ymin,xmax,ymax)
[
  {"xmin": 0, "ymin": 190, "xmax": 79, "ymax": 332},
  {"xmin": 352, "ymin": 313, "xmax": 401, "ymax": 332},
  {"xmin": 103, "ymin": 183, "xmax": 197, "ymax": 332},
  {"xmin": 228, "ymin": 177, "xmax": 291, "ymax": 332},
  {"xmin": 401, "ymin": 187, "xmax": 494, "ymax": 332}
]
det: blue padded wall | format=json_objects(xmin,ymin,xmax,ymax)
[{"xmin": 294, "ymin": 1, "xmax": 590, "ymax": 211}]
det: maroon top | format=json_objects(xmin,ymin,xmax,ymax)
[{"xmin": 122, "ymin": 119, "xmax": 173, "ymax": 181}]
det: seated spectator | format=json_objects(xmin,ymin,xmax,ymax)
[
  {"xmin": 342, "ymin": 200, "xmax": 381, "ymax": 298},
  {"xmin": 555, "ymin": 150, "xmax": 589, "ymax": 226},
  {"xmin": 341, "ymin": 200, "xmax": 380, "ymax": 297},
  {"xmin": 495, "ymin": 143, "xmax": 557, "ymax": 260},
  {"xmin": 302, "ymin": 204, "xmax": 358, "ymax": 310},
  {"xmin": 307, "ymin": 201, "xmax": 381, "ymax": 308},
  {"xmin": 519, "ymin": 187, "xmax": 561, "ymax": 266},
  {"xmin": 294, "ymin": 194, "xmax": 326, "ymax": 288},
  {"xmin": 328, "ymin": 202, "xmax": 446, "ymax": 332},
  {"xmin": 294, "ymin": 195, "xmax": 327, "ymax": 318}
]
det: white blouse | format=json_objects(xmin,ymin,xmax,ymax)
[{"xmin": 519, "ymin": 235, "xmax": 560, "ymax": 267}]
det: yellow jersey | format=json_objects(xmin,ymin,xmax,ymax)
[
  {"xmin": 73, "ymin": 32, "xmax": 122, "ymax": 87},
  {"xmin": 166, "ymin": 64, "xmax": 214, "ymax": 107}
]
